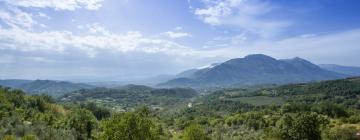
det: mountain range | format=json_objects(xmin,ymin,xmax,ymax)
[
  {"xmin": 319, "ymin": 64, "xmax": 360, "ymax": 76},
  {"xmin": 0, "ymin": 79, "xmax": 94, "ymax": 97},
  {"xmin": 1, "ymin": 54, "xmax": 359, "ymax": 94},
  {"xmin": 159, "ymin": 54, "xmax": 348, "ymax": 88}
]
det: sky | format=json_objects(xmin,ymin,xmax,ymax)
[{"xmin": 0, "ymin": 0, "xmax": 360, "ymax": 81}]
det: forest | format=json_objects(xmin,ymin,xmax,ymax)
[{"xmin": 1, "ymin": 77, "xmax": 360, "ymax": 140}]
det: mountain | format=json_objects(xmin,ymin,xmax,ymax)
[
  {"xmin": 0, "ymin": 79, "xmax": 33, "ymax": 87},
  {"xmin": 0, "ymin": 79, "xmax": 95, "ymax": 97},
  {"xmin": 319, "ymin": 64, "xmax": 360, "ymax": 76},
  {"xmin": 159, "ymin": 54, "xmax": 347, "ymax": 88}
]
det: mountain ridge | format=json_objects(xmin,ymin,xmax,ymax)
[
  {"xmin": 0, "ymin": 79, "xmax": 95, "ymax": 97},
  {"xmin": 319, "ymin": 64, "xmax": 360, "ymax": 76},
  {"xmin": 159, "ymin": 54, "xmax": 347, "ymax": 88}
]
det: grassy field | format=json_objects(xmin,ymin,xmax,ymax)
[{"xmin": 228, "ymin": 96, "xmax": 284, "ymax": 106}]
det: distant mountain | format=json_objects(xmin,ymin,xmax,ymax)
[
  {"xmin": 319, "ymin": 64, "xmax": 360, "ymax": 76},
  {"xmin": 159, "ymin": 54, "xmax": 347, "ymax": 88},
  {"xmin": 0, "ymin": 79, "xmax": 33, "ymax": 87},
  {"xmin": 0, "ymin": 79, "xmax": 94, "ymax": 97}
]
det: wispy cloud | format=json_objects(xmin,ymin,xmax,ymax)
[
  {"xmin": 0, "ymin": 7, "xmax": 36, "ymax": 29},
  {"xmin": 193, "ymin": 0, "xmax": 291, "ymax": 38},
  {"xmin": 0, "ymin": 26, "xmax": 196, "ymax": 57},
  {"xmin": 1, "ymin": 0, "xmax": 105, "ymax": 11},
  {"xmin": 164, "ymin": 31, "xmax": 192, "ymax": 39}
]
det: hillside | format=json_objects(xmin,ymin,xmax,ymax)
[
  {"xmin": 319, "ymin": 64, "xmax": 360, "ymax": 76},
  {"xmin": 160, "ymin": 54, "xmax": 347, "ymax": 88},
  {"xmin": 0, "ymin": 79, "xmax": 94, "ymax": 97},
  {"xmin": 60, "ymin": 86, "xmax": 198, "ymax": 111},
  {"xmin": 2, "ymin": 77, "xmax": 360, "ymax": 139},
  {"xmin": 187, "ymin": 77, "xmax": 360, "ymax": 115}
]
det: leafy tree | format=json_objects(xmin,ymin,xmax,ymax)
[
  {"xmin": 312, "ymin": 102, "xmax": 348, "ymax": 118},
  {"xmin": 275, "ymin": 112, "xmax": 329, "ymax": 140},
  {"xmin": 66, "ymin": 108, "xmax": 97, "ymax": 140},
  {"xmin": 99, "ymin": 107, "xmax": 160, "ymax": 140},
  {"xmin": 183, "ymin": 123, "xmax": 210, "ymax": 140},
  {"xmin": 323, "ymin": 125, "xmax": 358, "ymax": 140},
  {"xmin": 80, "ymin": 102, "xmax": 111, "ymax": 120}
]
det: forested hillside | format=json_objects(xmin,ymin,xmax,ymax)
[
  {"xmin": 2, "ymin": 78, "xmax": 360, "ymax": 139},
  {"xmin": 0, "ymin": 80, "xmax": 94, "ymax": 97},
  {"xmin": 60, "ymin": 86, "xmax": 199, "ymax": 112}
]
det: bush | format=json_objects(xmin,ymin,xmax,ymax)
[
  {"xmin": 183, "ymin": 123, "xmax": 210, "ymax": 140},
  {"xmin": 99, "ymin": 107, "xmax": 160, "ymax": 140},
  {"xmin": 323, "ymin": 126, "xmax": 358, "ymax": 140}
]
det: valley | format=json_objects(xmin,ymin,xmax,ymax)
[
  {"xmin": 1, "ymin": 76, "xmax": 360, "ymax": 139},
  {"xmin": 1, "ymin": 55, "xmax": 360, "ymax": 140}
]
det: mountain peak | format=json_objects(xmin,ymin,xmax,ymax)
[
  {"xmin": 292, "ymin": 57, "xmax": 307, "ymax": 61},
  {"xmin": 161, "ymin": 54, "xmax": 346, "ymax": 87},
  {"xmin": 225, "ymin": 54, "xmax": 276, "ymax": 65},
  {"xmin": 281, "ymin": 57, "xmax": 309, "ymax": 63},
  {"xmin": 244, "ymin": 54, "xmax": 277, "ymax": 61},
  {"xmin": 245, "ymin": 54, "xmax": 273, "ymax": 58}
]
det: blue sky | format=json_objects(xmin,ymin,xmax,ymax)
[{"xmin": 0, "ymin": 0, "xmax": 360, "ymax": 81}]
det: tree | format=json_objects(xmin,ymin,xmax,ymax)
[
  {"xmin": 275, "ymin": 112, "xmax": 328, "ymax": 140},
  {"xmin": 66, "ymin": 108, "xmax": 97, "ymax": 140},
  {"xmin": 80, "ymin": 102, "xmax": 110, "ymax": 120},
  {"xmin": 323, "ymin": 125, "xmax": 358, "ymax": 140},
  {"xmin": 99, "ymin": 107, "xmax": 160, "ymax": 140},
  {"xmin": 183, "ymin": 123, "xmax": 210, "ymax": 140}
]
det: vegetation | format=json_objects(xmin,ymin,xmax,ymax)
[
  {"xmin": 61, "ymin": 86, "xmax": 198, "ymax": 111},
  {"xmin": 1, "ymin": 77, "xmax": 360, "ymax": 139}
]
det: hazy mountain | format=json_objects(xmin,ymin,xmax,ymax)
[
  {"xmin": 0, "ymin": 79, "xmax": 95, "ymax": 97},
  {"xmin": 0, "ymin": 79, "xmax": 33, "ymax": 87},
  {"xmin": 159, "ymin": 54, "xmax": 347, "ymax": 88},
  {"xmin": 319, "ymin": 64, "xmax": 360, "ymax": 76}
]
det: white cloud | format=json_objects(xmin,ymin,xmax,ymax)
[
  {"xmin": 164, "ymin": 31, "xmax": 192, "ymax": 38},
  {"xmin": 85, "ymin": 23, "xmax": 109, "ymax": 34},
  {"xmin": 175, "ymin": 26, "xmax": 183, "ymax": 30},
  {"xmin": 1, "ymin": 0, "xmax": 104, "ymax": 11},
  {"xmin": 193, "ymin": 0, "xmax": 290, "ymax": 38},
  {"xmin": 37, "ymin": 12, "xmax": 50, "ymax": 19},
  {"xmin": 0, "ymin": 26, "xmax": 196, "ymax": 57},
  {"xmin": 0, "ymin": 8, "xmax": 36, "ymax": 29}
]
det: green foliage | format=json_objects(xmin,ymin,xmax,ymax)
[
  {"xmin": 61, "ymin": 87, "xmax": 198, "ymax": 111},
  {"xmin": 66, "ymin": 108, "xmax": 97, "ymax": 140},
  {"xmin": 272, "ymin": 112, "xmax": 329, "ymax": 140},
  {"xmin": 323, "ymin": 125, "xmax": 358, "ymax": 140},
  {"xmin": 312, "ymin": 102, "xmax": 348, "ymax": 118},
  {"xmin": 80, "ymin": 102, "xmax": 111, "ymax": 120},
  {"xmin": 21, "ymin": 134, "xmax": 38, "ymax": 140},
  {"xmin": 183, "ymin": 123, "xmax": 210, "ymax": 140},
  {"xmin": 2, "ymin": 77, "xmax": 360, "ymax": 140},
  {"xmin": 98, "ymin": 107, "xmax": 161, "ymax": 140}
]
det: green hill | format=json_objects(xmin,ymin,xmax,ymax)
[{"xmin": 0, "ymin": 79, "xmax": 94, "ymax": 97}]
